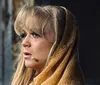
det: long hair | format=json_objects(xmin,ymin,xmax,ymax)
[{"xmin": 11, "ymin": 5, "xmax": 84, "ymax": 85}]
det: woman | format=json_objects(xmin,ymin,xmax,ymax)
[{"xmin": 11, "ymin": 5, "xmax": 85, "ymax": 85}]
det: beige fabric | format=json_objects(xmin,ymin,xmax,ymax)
[{"xmin": 29, "ymin": 7, "xmax": 85, "ymax": 85}]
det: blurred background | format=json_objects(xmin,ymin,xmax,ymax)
[{"xmin": 0, "ymin": 0, "xmax": 100, "ymax": 85}]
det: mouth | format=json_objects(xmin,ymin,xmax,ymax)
[{"xmin": 23, "ymin": 52, "xmax": 32, "ymax": 59}]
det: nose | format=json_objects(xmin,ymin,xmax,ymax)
[{"xmin": 22, "ymin": 35, "xmax": 31, "ymax": 47}]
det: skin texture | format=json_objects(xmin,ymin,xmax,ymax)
[{"xmin": 21, "ymin": 17, "xmax": 54, "ymax": 73}]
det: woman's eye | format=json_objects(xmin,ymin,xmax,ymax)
[
  {"xmin": 31, "ymin": 32, "xmax": 41, "ymax": 38},
  {"xmin": 19, "ymin": 33, "xmax": 27, "ymax": 39}
]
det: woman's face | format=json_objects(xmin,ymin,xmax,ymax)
[{"xmin": 21, "ymin": 17, "xmax": 54, "ymax": 72}]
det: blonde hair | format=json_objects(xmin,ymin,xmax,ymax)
[{"xmin": 11, "ymin": 5, "xmax": 77, "ymax": 85}]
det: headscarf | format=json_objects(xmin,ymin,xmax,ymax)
[{"xmin": 29, "ymin": 6, "xmax": 85, "ymax": 85}]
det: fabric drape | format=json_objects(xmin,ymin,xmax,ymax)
[{"xmin": 29, "ymin": 7, "xmax": 85, "ymax": 85}]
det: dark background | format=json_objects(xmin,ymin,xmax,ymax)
[{"xmin": 35, "ymin": 0, "xmax": 100, "ymax": 84}]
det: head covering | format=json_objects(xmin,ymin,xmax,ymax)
[{"xmin": 29, "ymin": 6, "xmax": 85, "ymax": 85}]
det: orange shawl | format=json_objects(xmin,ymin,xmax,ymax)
[{"xmin": 29, "ymin": 7, "xmax": 85, "ymax": 85}]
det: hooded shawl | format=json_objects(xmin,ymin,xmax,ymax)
[{"xmin": 29, "ymin": 6, "xmax": 85, "ymax": 85}]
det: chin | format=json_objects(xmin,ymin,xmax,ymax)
[
  {"xmin": 24, "ymin": 60, "xmax": 39, "ymax": 70},
  {"xmin": 24, "ymin": 60, "xmax": 34, "ymax": 68},
  {"xmin": 25, "ymin": 63, "xmax": 33, "ymax": 68}
]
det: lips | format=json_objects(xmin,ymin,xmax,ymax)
[
  {"xmin": 24, "ymin": 52, "xmax": 32, "ymax": 55},
  {"xmin": 23, "ymin": 52, "xmax": 32, "ymax": 59}
]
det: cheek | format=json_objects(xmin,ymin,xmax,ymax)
[
  {"xmin": 31, "ymin": 39, "xmax": 52, "ymax": 59},
  {"xmin": 45, "ymin": 31, "xmax": 55, "ymax": 43}
]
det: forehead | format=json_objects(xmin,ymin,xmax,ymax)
[
  {"xmin": 17, "ymin": 11, "xmax": 43, "ymax": 34},
  {"xmin": 25, "ymin": 16, "xmax": 38, "ymax": 31},
  {"xmin": 24, "ymin": 14, "xmax": 48, "ymax": 35},
  {"xmin": 14, "ymin": 6, "xmax": 54, "ymax": 36}
]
